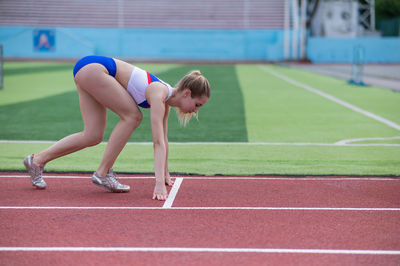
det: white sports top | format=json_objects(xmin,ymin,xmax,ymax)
[{"xmin": 127, "ymin": 66, "xmax": 173, "ymax": 109}]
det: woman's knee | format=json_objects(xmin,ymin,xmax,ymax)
[
  {"xmin": 123, "ymin": 111, "xmax": 143, "ymax": 128},
  {"xmin": 130, "ymin": 112, "xmax": 143, "ymax": 128},
  {"xmin": 82, "ymin": 131, "xmax": 104, "ymax": 147}
]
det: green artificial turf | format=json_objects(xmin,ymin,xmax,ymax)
[
  {"xmin": 0, "ymin": 64, "xmax": 247, "ymax": 142},
  {"xmin": 1, "ymin": 143, "xmax": 399, "ymax": 176},
  {"xmin": 237, "ymin": 64, "xmax": 400, "ymax": 143},
  {"xmin": 0, "ymin": 61, "xmax": 399, "ymax": 176}
]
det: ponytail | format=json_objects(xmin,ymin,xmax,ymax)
[{"xmin": 175, "ymin": 70, "xmax": 210, "ymax": 98}]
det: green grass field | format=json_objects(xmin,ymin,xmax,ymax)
[{"xmin": 1, "ymin": 61, "xmax": 399, "ymax": 176}]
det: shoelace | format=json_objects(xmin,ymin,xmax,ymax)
[{"xmin": 107, "ymin": 174, "xmax": 122, "ymax": 188}]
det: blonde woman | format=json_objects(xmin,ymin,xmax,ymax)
[{"xmin": 24, "ymin": 55, "xmax": 210, "ymax": 201}]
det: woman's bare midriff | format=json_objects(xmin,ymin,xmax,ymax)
[{"xmin": 113, "ymin": 58, "xmax": 135, "ymax": 89}]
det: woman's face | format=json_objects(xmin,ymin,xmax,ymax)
[{"xmin": 179, "ymin": 90, "xmax": 209, "ymax": 114}]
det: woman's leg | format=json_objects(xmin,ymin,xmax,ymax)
[
  {"xmin": 34, "ymin": 63, "xmax": 141, "ymax": 178},
  {"xmin": 25, "ymin": 66, "xmax": 109, "ymax": 189},
  {"xmin": 71, "ymin": 64, "xmax": 142, "ymax": 177},
  {"xmin": 33, "ymin": 84, "xmax": 107, "ymax": 167}
]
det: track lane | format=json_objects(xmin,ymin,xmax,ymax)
[
  {"xmin": 173, "ymin": 179, "xmax": 400, "ymax": 208},
  {"xmin": 1, "ymin": 251, "xmax": 399, "ymax": 266},
  {"xmin": 1, "ymin": 209, "xmax": 399, "ymax": 250},
  {"xmin": 1, "ymin": 173, "xmax": 399, "ymax": 265}
]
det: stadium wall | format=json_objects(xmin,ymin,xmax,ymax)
[
  {"xmin": 0, "ymin": 26, "xmax": 283, "ymax": 61},
  {"xmin": 307, "ymin": 37, "xmax": 400, "ymax": 63},
  {"xmin": 1, "ymin": 26, "xmax": 399, "ymax": 63}
]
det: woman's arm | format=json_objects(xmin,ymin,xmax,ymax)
[
  {"xmin": 146, "ymin": 83, "xmax": 169, "ymax": 200},
  {"xmin": 163, "ymin": 106, "xmax": 174, "ymax": 186}
]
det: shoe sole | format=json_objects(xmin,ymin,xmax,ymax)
[
  {"xmin": 32, "ymin": 184, "xmax": 46, "ymax": 190},
  {"xmin": 92, "ymin": 180, "xmax": 130, "ymax": 193}
]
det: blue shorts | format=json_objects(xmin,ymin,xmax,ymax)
[{"xmin": 73, "ymin": 55, "xmax": 117, "ymax": 77}]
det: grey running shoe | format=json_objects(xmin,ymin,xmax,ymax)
[
  {"xmin": 23, "ymin": 154, "xmax": 47, "ymax": 189},
  {"xmin": 92, "ymin": 168, "xmax": 130, "ymax": 193}
]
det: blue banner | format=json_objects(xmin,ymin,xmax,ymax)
[{"xmin": 33, "ymin": 29, "xmax": 55, "ymax": 52}]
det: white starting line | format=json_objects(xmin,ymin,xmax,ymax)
[{"xmin": 162, "ymin": 178, "xmax": 183, "ymax": 208}]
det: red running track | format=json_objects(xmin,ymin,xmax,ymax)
[{"xmin": 0, "ymin": 172, "xmax": 399, "ymax": 265}]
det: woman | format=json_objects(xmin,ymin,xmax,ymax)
[{"xmin": 23, "ymin": 55, "xmax": 210, "ymax": 201}]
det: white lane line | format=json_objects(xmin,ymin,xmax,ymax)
[
  {"xmin": 335, "ymin": 136, "xmax": 400, "ymax": 145},
  {"xmin": 0, "ymin": 175, "xmax": 155, "ymax": 179},
  {"xmin": 0, "ymin": 206, "xmax": 160, "ymax": 210},
  {"xmin": 163, "ymin": 178, "xmax": 183, "ymax": 208},
  {"xmin": 1, "ymin": 140, "xmax": 399, "ymax": 146},
  {"xmin": 171, "ymin": 207, "xmax": 400, "ymax": 211},
  {"xmin": 259, "ymin": 65, "xmax": 400, "ymax": 131},
  {"xmin": 0, "ymin": 246, "xmax": 399, "ymax": 255},
  {"xmin": 0, "ymin": 175, "xmax": 153, "ymax": 179},
  {"xmin": 1, "ymin": 206, "xmax": 399, "ymax": 211},
  {"xmin": 1, "ymin": 175, "xmax": 398, "ymax": 181}
]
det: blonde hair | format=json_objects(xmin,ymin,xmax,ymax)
[{"xmin": 175, "ymin": 70, "xmax": 210, "ymax": 126}]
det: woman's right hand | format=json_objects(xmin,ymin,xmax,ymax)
[{"xmin": 152, "ymin": 181, "xmax": 168, "ymax": 201}]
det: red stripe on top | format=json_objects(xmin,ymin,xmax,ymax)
[{"xmin": 147, "ymin": 72, "xmax": 152, "ymax": 84}]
